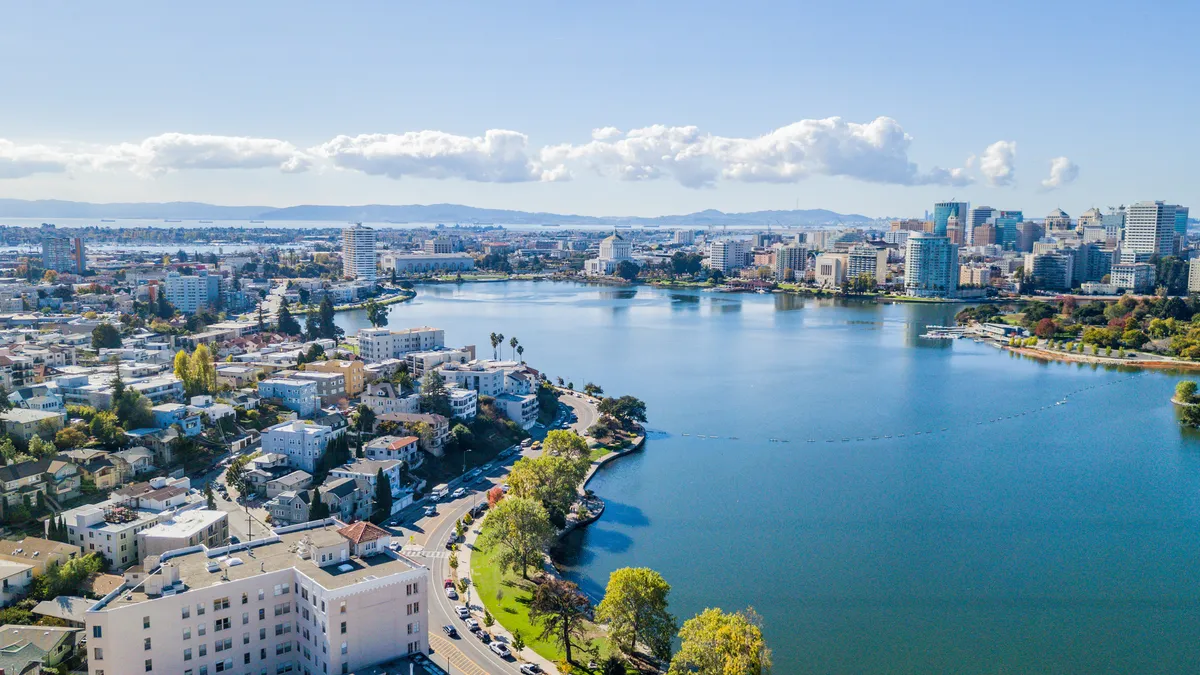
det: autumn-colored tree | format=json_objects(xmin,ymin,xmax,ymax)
[
  {"xmin": 487, "ymin": 485, "xmax": 505, "ymax": 508},
  {"xmin": 1034, "ymin": 318, "xmax": 1057, "ymax": 339}
]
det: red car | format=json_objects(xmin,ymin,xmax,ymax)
[{"xmin": 444, "ymin": 578, "xmax": 455, "ymax": 589}]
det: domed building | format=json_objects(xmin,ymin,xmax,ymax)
[{"xmin": 1045, "ymin": 208, "xmax": 1073, "ymax": 231}]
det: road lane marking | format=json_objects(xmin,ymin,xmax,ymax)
[{"xmin": 428, "ymin": 634, "xmax": 490, "ymax": 675}]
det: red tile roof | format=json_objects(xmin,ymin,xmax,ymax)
[{"xmin": 337, "ymin": 521, "xmax": 390, "ymax": 546}]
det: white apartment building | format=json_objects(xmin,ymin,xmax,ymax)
[
  {"xmin": 495, "ymin": 393, "xmax": 538, "ymax": 429},
  {"xmin": 438, "ymin": 362, "xmax": 506, "ymax": 397},
  {"xmin": 1123, "ymin": 201, "xmax": 1177, "ymax": 259},
  {"xmin": 447, "ymin": 386, "xmax": 478, "ymax": 421},
  {"xmin": 342, "ymin": 224, "xmax": 378, "ymax": 281},
  {"xmin": 257, "ymin": 379, "xmax": 319, "ymax": 418},
  {"xmin": 846, "ymin": 245, "xmax": 888, "ymax": 286},
  {"xmin": 358, "ymin": 327, "xmax": 445, "ymax": 363},
  {"xmin": 363, "ymin": 435, "xmax": 420, "ymax": 466},
  {"xmin": 261, "ymin": 421, "xmax": 335, "ymax": 474},
  {"xmin": 904, "ymin": 232, "xmax": 959, "ymax": 298},
  {"xmin": 405, "ymin": 348, "xmax": 472, "ymax": 377},
  {"xmin": 1189, "ymin": 258, "xmax": 1200, "ymax": 294},
  {"xmin": 163, "ymin": 271, "xmax": 220, "ymax": 314},
  {"xmin": 673, "ymin": 230, "xmax": 695, "ymax": 245},
  {"xmin": 84, "ymin": 520, "xmax": 429, "ymax": 675},
  {"xmin": 136, "ymin": 509, "xmax": 229, "ymax": 562},
  {"xmin": 709, "ymin": 239, "xmax": 748, "ymax": 274},
  {"xmin": 773, "ymin": 243, "xmax": 808, "ymax": 281}
]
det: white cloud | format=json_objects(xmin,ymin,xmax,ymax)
[
  {"xmin": 0, "ymin": 139, "xmax": 72, "ymax": 179},
  {"xmin": 979, "ymin": 140, "xmax": 1016, "ymax": 187},
  {"xmin": 539, "ymin": 116, "xmax": 973, "ymax": 188},
  {"xmin": 314, "ymin": 129, "xmax": 546, "ymax": 183},
  {"xmin": 99, "ymin": 133, "xmax": 311, "ymax": 176},
  {"xmin": 1041, "ymin": 157, "xmax": 1080, "ymax": 190}
]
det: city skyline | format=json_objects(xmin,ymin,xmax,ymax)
[{"xmin": 2, "ymin": 2, "xmax": 1198, "ymax": 217}]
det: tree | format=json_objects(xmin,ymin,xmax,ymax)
[
  {"xmin": 91, "ymin": 323, "xmax": 122, "ymax": 350},
  {"xmin": 598, "ymin": 395, "xmax": 648, "ymax": 430},
  {"xmin": 543, "ymin": 429, "xmax": 589, "ymax": 460},
  {"xmin": 668, "ymin": 608, "xmax": 772, "ymax": 675},
  {"xmin": 512, "ymin": 630, "xmax": 526, "ymax": 653},
  {"xmin": 419, "ymin": 370, "xmax": 452, "ymax": 417},
  {"xmin": 487, "ymin": 485, "xmax": 505, "ymax": 508},
  {"xmin": 309, "ymin": 487, "xmax": 330, "ymax": 520},
  {"xmin": 507, "ymin": 454, "xmax": 589, "ymax": 519},
  {"xmin": 529, "ymin": 577, "xmax": 591, "ymax": 664},
  {"xmin": 601, "ymin": 656, "xmax": 627, "ymax": 675},
  {"xmin": 155, "ymin": 292, "xmax": 175, "ymax": 320},
  {"xmin": 517, "ymin": 345, "xmax": 524, "ymax": 363},
  {"xmin": 595, "ymin": 567, "xmax": 677, "ymax": 660},
  {"xmin": 353, "ymin": 404, "xmax": 376, "ymax": 457},
  {"xmin": 28, "ymin": 435, "xmax": 53, "ymax": 459},
  {"xmin": 615, "ymin": 260, "xmax": 640, "ymax": 281},
  {"xmin": 205, "ymin": 484, "xmax": 217, "ymax": 510},
  {"xmin": 364, "ymin": 298, "xmax": 389, "ymax": 328},
  {"xmin": 1183, "ymin": 403, "xmax": 1200, "ymax": 429},
  {"xmin": 490, "ymin": 332, "xmax": 504, "ymax": 360},
  {"xmin": 483, "ymin": 610, "xmax": 494, "ymax": 628},
  {"xmin": 372, "ymin": 468, "xmax": 393, "ymax": 523},
  {"xmin": 509, "ymin": 336, "xmax": 519, "ymax": 361},
  {"xmin": 1177, "ymin": 381, "xmax": 1198, "ymax": 404},
  {"xmin": 277, "ymin": 300, "xmax": 301, "ymax": 336},
  {"xmin": 583, "ymin": 383, "xmax": 604, "ymax": 397},
  {"xmin": 1034, "ymin": 318, "xmax": 1057, "ymax": 339},
  {"xmin": 476, "ymin": 496, "xmax": 553, "ymax": 579},
  {"xmin": 89, "ymin": 411, "xmax": 124, "ymax": 448},
  {"xmin": 54, "ymin": 424, "xmax": 88, "ymax": 450},
  {"xmin": 305, "ymin": 307, "xmax": 322, "ymax": 341},
  {"xmin": 1122, "ymin": 329, "xmax": 1149, "ymax": 349},
  {"xmin": 318, "ymin": 296, "xmax": 340, "ymax": 339},
  {"xmin": 187, "ymin": 344, "xmax": 218, "ymax": 396},
  {"xmin": 225, "ymin": 455, "xmax": 251, "ymax": 496}
]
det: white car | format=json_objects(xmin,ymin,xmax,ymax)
[
  {"xmin": 455, "ymin": 605, "xmax": 469, "ymax": 619},
  {"xmin": 520, "ymin": 665, "xmax": 542, "ymax": 675},
  {"xmin": 445, "ymin": 587, "xmax": 458, "ymax": 600},
  {"xmin": 464, "ymin": 618, "xmax": 479, "ymax": 631},
  {"xmin": 489, "ymin": 642, "xmax": 511, "ymax": 658},
  {"xmin": 451, "ymin": 487, "xmax": 466, "ymax": 499}
]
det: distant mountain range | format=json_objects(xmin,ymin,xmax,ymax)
[{"xmin": 0, "ymin": 198, "xmax": 876, "ymax": 226}]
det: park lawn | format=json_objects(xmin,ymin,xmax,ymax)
[
  {"xmin": 472, "ymin": 542, "xmax": 622, "ymax": 671},
  {"xmin": 588, "ymin": 447, "xmax": 610, "ymax": 462}
]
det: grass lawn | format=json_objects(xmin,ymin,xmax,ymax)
[
  {"xmin": 588, "ymin": 447, "xmax": 610, "ymax": 462},
  {"xmin": 472, "ymin": 542, "xmax": 620, "ymax": 671}
]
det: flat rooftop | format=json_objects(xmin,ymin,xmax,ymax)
[
  {"xmin": 140, "ymin": 509, "xmax": 225, "ymax": 538},
  {"xmin": 104, "ymin": 525, "xmax": 424, "ymax": 609}
]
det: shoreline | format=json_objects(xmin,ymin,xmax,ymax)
[{"xmin": 1006, "ymin": 345, "xmax": 1200, "ymax": 371}]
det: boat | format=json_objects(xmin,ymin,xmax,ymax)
[
  {"xmin": 614, "ymin": 224, "xmax": 632, "ymax": 229},
  {"xmin": 919, "ymin": 331, "xmax": 959, "ymax": 339},
  {"xmin": 164, "ymin": 219, "xmax": 182, "ymax": 223},
  {"xmin": 198, "ymin": 220, "xmax": 213, "ymax": 224},
  {"xmin": 250, "ymin": 220, "xmax": 264, "ymax": 224},
  {"xmin": 100, "ymin": 219, "xmax": 116, "ymax": 222},
  {"xmin": 755, "ymin": 289, "xmax": 768, "ymax": 294},
  {"xmin": 541, "ymin": 223, "xmax": 560, "ymax": 227}
]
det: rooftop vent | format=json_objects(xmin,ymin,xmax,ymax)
[
  {"xmin": 337, "ymin": 563, "xmax": 353, "ymax": 573},
  {"xmin": 206, "ymin": 561, "xmax": 220, "ymax": 573}
]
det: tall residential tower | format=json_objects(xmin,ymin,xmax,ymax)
[{"xmin": 342, "ymin": 224, "xmax": 377, "ymax": 281}]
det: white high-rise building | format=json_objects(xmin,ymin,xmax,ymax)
[
  {"xmin": 846, "ymin": 244, "xmax": 888, "ymax": 286},
  {"xmin": 904, "ymin": 232, "xmax": 959, "ymax": 297},
  {"xmin": 342, "ymin": 224, "xmax": 377, "ymax": 280},
  {"xmin": 773, "ymin": 243, "xmax": 808, "ymax": 280},
  {"xmin": 84, "ymin": 519, "xmax": 429, "ymax": 675},
  {"xmin": 709, "ymin": 239, "xmax": 749, "ymax": 274},
  {"xmin": 162, "ymin": 270, "xmax": 220, "ymax": 314},
  {"xmin": 673, "ymin": 230, "xmax": 696, "ymax": 245},
  {"xmin": 1124, "ymin": 201, "xmax": 1177, "ymax": 259}
]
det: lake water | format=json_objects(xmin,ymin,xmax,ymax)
[{"xmin": 338, "ymin": 281, "xmax": 1200, "ymax": 675}]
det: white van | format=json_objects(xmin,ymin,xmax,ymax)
[{"xmin": 430, "ymin": 484, "xmax": 450, "ymax": 501}]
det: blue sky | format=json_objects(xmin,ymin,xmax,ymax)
[{"xmin": 0, "ymin": 1, "xmax": 1195, "ymax": 218}]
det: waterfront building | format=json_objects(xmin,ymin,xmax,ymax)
[
  {"xmin": 846, "ymin": 245, "xmax": 888, "ymax": 286},
  {"xmin": 709, "ymin": 239, "xmax": 749, "ymax": 274},
  {"xmin": 904, "ymin": 233, "xmax": 959, "ymax": 297},
  {"xmin": 959, "ymin": 265, "xmax": 992, "ymax": 287},
  {"xmin": 301, "ymin": 359, "xmax": 365, "ymax": 397},
  {"xmin": 342, "ymin": 224, "xmax": 378, "ymax": 281},
  {"xmin": 261, "ymin": 420, "xmax": 334, "ymax": 474},
  {"xmin": 813, "ymin": 253, "xmax": 845, "ymax": 287},
  {"xmin": 1110, "ymin": 262, "xmax": 1156, "ymax": 293},
  {"xmin": 584, "ymin": 233, "xmax": 634, "ymax": 276},
  {"xmin": 83, "ymin": 520, "xmax": 429, "ymax": 675},
  {"xmin": 42, "ymin": 237, "xmax": 85, "ymax": 274},
  {"xmin": 358, "ymin": 327, "xmax": 445, "ymax": 363},
  {"xmin": 257, "ymin": 379, "xmax": 319, "ymax": 417},
  {"xmin": 933, "ymin": 201, "xmax": 969, "ymax": 237},
  {"xmin": 1123, "ymin": 201, "xmax": 1177, "ymax": 258},
  {"xmin": 772, "ymin": 243, "xmax": 808, "ymax": 281},
  {"xmin": 1024, "ymin": 252, "xmax": 1074, "ymax": 291},
  {"xmin": 379, "ymin": 252, "xmax": 474, "ymax": 274},
  {"xmin": 163, "ymin": 270, "xmax": 220, "ymax": 314}
]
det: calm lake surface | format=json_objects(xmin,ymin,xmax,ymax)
[{"xmin": 338, "ymin": 281, "xmax": 1200, "ymax": 675}]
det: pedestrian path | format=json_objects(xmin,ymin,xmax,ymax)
[{"xmin": 428, "ymin": 634, "xmax": 490, "ymax": 675}]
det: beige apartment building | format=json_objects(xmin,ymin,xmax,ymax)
[
  {"xmin": 85, "ymin": 519, "xmax": 428, "ymax": 675},
  {"xmin": 302, "ymin": 360, "xmax": 365, "ymax": 397}
]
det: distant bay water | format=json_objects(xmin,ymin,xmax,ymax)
[{"xmin": 338, "ymin": 281, "xmax": 1200, "ymax": 675}]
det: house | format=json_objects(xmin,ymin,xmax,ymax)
[
  {"xmin": 31, "ymin": 596, "xmax": 93, "ymax": 627},
  {"xmin": 330, "ymin": 458, "xmax": 412, "ymax": 515},
  {"xmin": 0, "ymin": 459, "xmax": 49, "ymax": 508},
  {"xmin": 377, "ymin": 412, "xmax": 449, "ymax": 456},
  {"xmin": 6, "ymin": 383, "xmax": 64, "ymax": 412},
  {"xmin": 44, "ymin": 459, "xmax": 81, "ymax": 502},
  {"xmin": 258, "ymin": 378, "xmax": 319, "ymax": 417},
  {"xmin": 0, "ymin": 624, "xmax": 81, "ymax": 673},
  {"xmin": 361, "ymin": 382, "xmax": 420, "ymax": 416},
  {"xmin": 338, "ymin": 520, "xmax": 391, "ymax": 557},
  {"xmin": 260, "ymin": 420, "xmax": 335, "ymax": 474},
  {"xmin": 287, "ymin": 370, "xmax": 346, "ymax": 406},
  {"xmin": 0, "ymin": 537, "xmax": 81, "ymax": 576},
  {"xmin": 111, "ymin": 446, "xmax": 156, "ymax": 476},
  {"xmin": 151, "ymin": 402, "xmax": 202, "ymax": 437},
  {"xmin": 58, "ymin": 448, "xmax": 127, "ymax": 490},
  {"xmin": 302, "ymin": 358, "xmax": 366, "ymax": 396},
  {"xmin": 266, "ymin": 470, "xmax": 312, "ymax": 499},
  {"xmin": 186, "ymin": 395, "xmax": 236, "ymax": 424},
  {"xmin": 0, "ymin": 408, "xmax": 65, "ymax": 441},
  {"xmin": 122, "ymin": 427, "xmax": 179, "ymax": 465},
  {"xmin": 495, "ymin": 392, "xmax": 539, "ymax": 430},
  {"xmin": 0, "ymin": 561, "xmax": 33, "ymax": 606},
  {"xmin": 363, "ymin": 435, "xmax": 421, "ymax": 468}
]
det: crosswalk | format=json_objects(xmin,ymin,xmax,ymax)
[{"xmin": 428, "ymin": 634, "xmax": 490, "ymax": 675}]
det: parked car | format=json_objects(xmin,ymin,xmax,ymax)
[
  {"xmin": 444, "ymin": 578, "xmax": 455, "ymax": 589},
  {"xmin": 472, "ymin": 628, "xmax": 490, "ymax": 643},
  {"xmin": 445, "ymin": 535, "xmax": 457, "ymax": 550},
  {"xmin": 445, "ymin": 587, "xmax": 458, "ymax": 600},
  {"xmin": 442, "ymin": 625, "xmax": 458, "ymax": 638},
  {"xmin": 489, "ymin": 642, "xmax": 511, "ymax": 658},
  {"xmin": 464, "ymin": 618, "xmax": 479, "ymax": 631},
  {"xmin": 455, "ymin": 606, "xmax": 469, "ymax": 619},
  {"xmin": 424, "ymin": 505, "xmax": 437, "ymax": 516},
  {"xmin": 451, "ymin": 487, "xmax": 466, "ymax": 499},
  {"xmin": 520, "ymin": 665, "xmax": 542, "ymax": 675}
]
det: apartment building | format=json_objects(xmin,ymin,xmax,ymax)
[
  {"xmin": 343, "ymin": 224, "xmax": 378, "ymax": 281},
  {"xmin": 257, "ymin": 379, "xmax": 319, "ymax": 418},
  {"xmin": 261, "ymin": 421, "xmax": 334, "ymax": 475},
  {"xmin": 287, "ymin": 371, "xmax": 346, "ymax": 406},
  {"xmin": 42, "ymin": 236, "xmax": 86, "ymax": 274},
  {"xmin": 361, "ymin": 383, "xmax": 420, "ymax": 417},
  {"xmin": 163, "ymin": 271, "xmax": 220, "ymax": 314},
  {"xmin": 301, "ymin": 360, "xmax": 364, "ymax": 397},
  {"xmin": 358, "ymin": 327, "xmax": 445, "ymax": 363},
  {"xmin": 363, "ymin": 436, "xmax": 420, "ymax": 466},
  {"xmin": 136, "ymin": 509, "xmax": 230, "ymax": 562},
  {"xmin": 404, "ymin": 348, "xmax": 472, "ymax": 378},
  {"xmin": 84, "ymin": 519, "xmax": 429, "ymax": 675}
]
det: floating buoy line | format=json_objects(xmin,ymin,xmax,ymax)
[{"xmin": 679, "ymin": 374, "xmax": 1145, "ymax": 446}]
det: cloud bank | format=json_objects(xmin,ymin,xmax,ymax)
[{"xmin": 0, "ymin": 120, "xmax": 1071, "ymax": 192}]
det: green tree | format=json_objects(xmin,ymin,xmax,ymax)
[
  {"xmin": 490, "ymin": 332, "xmax": 504, "ymax": 360},
  {"xmin": 173, "ymin": 350, "xmax": 193, "ymax": 394},
  {"xmin": 318, "ymin": 296, "xmax": 340, "ymax": 339},
  {"xmin": 189, "ymin": 344, "xmax": 218, "ymax": 396},
  {"xmin": 615, "ymin": 260, "xmax": 640, "ymax": 281},
  {"xmin": 277, "ymin": 299, "xmax": 301, "ymax": 336},
  {"xmin": 155, "ymin": 292, "xmax": 175, "ymax": 319},
  {"xmin": 601, "ymin": 656, "xmax": 627, "ymax": 675},
  {"xmin": 91, "ymin": 323, "xmax": 122, "ymax": 350},
  {"xmin": 529, "ymin": 577, "xmax": 591, "ymax": 664},
  {"xmin": 308, "ymin": 487, "xmax": 330, "ymax": 520},
  {"xmin": 583, "ymin": 383, "xmax": 604, "ymax": 397},
  {"xmin": 542, "ymin": 429, "xmax": 589, "ymax": 460},
  {"xmin": 595, "ymin": 567, "xmax": 677, "ymax": 660},
  {"xmin": 598, "ymin": 395, "xmax": 648, "ymax": 430},
  {"xmin": 1177, "ymin": 381, "xmax": 1198, "ymax": 404},
  {"xmin": 364, "ymin": 298, "xmax": 389, "ymax": 328},
  {"xmin": 507, "ymin": 454, "xmax": 589, "ymax": 519},
  {"xmin": 372, "ymin": 468, "xmax": 393, "ymax": 523},
  {"xmin": 205, "ymin": 484, "xmax": 217, "ymax": 510},
  {"xmin": 476, "ymin": 496, "xmax": 553, "ymax": 579},
  {"xmin": 509, "ymin": 336, "xmax": 519, "ymax": 361},
  {"xmin": 668, "ymin": 608, "xmax": 772, "ymax": 675},
  {"xmin": 512, "ymin": 630, "xmax": 526, "ymax": 652},
  {"xmin": 419, "ymin": 370, "xmax": 451, "ymax": 417}
]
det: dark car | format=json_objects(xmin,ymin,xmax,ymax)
[
  {"xmin": 472, "ymin": 628, "xmax": 490, "ymax": 643},
  {"xmin": 442, "ymin": 625, "xmax": 458, "ymax": 638}
]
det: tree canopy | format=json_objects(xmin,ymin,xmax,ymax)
[
  {"xmin": 668, "ymin": 607, "xmax": 772, "ymax": 675},
  {"xmin": 476, "ymin": 496, "xmax": 553, "ymax": 579},
  {"xmin": 595, "ymin": 567, "xmax": 677, "ymax": 660}
]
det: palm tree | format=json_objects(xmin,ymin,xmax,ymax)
[
  {"xmin": 516, "ymin": 345, "xmax": 524, "ymax": 363},
  {"xmin": 492, "ymin": 333, "xmax": 504, "ymax": 360},
  {"xmin": 509, "ymin": 336, "xmax": 518, "ymax": 361}
]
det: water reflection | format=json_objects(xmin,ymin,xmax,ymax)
[{"xmin": 773, "ymin": 293, "xmax": 807, "ymax": 312}]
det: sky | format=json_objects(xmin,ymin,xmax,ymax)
[{"xmin": 0, "ymin": 1, "xmax": 1196, "ymax": 219}]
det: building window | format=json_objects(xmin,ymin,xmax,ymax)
[
  {"xmin": 340, "ymin": 621, "xmax": 346, "ymax": 634},
  {"xmin": 183, "ymin": 627, "xmax": 191, "ymax": 640},
  {"xmin": 145, "ymin": 659, "xmax": 153, "ymax": 672},
  {"xmin": 144, "ymin": 637, "xmax": 152, "ymax": 650},
  {"xmin": 184, "ymin": 648, "xmax": 192, "ymax": 661},
  {"xmin": 214, "ymin": 597, "xmax": 230, "ymax": 611},
  {"xmin": 92, "ymin": 625, "xmax": 102, "ymax": 638},
  {"xmin": 143, "ymin": 616, "xmax": 150, "ymax": 629},
  {"xmin": 93, "ymin": 647, "xmax": 103, "ymax": 661}
]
